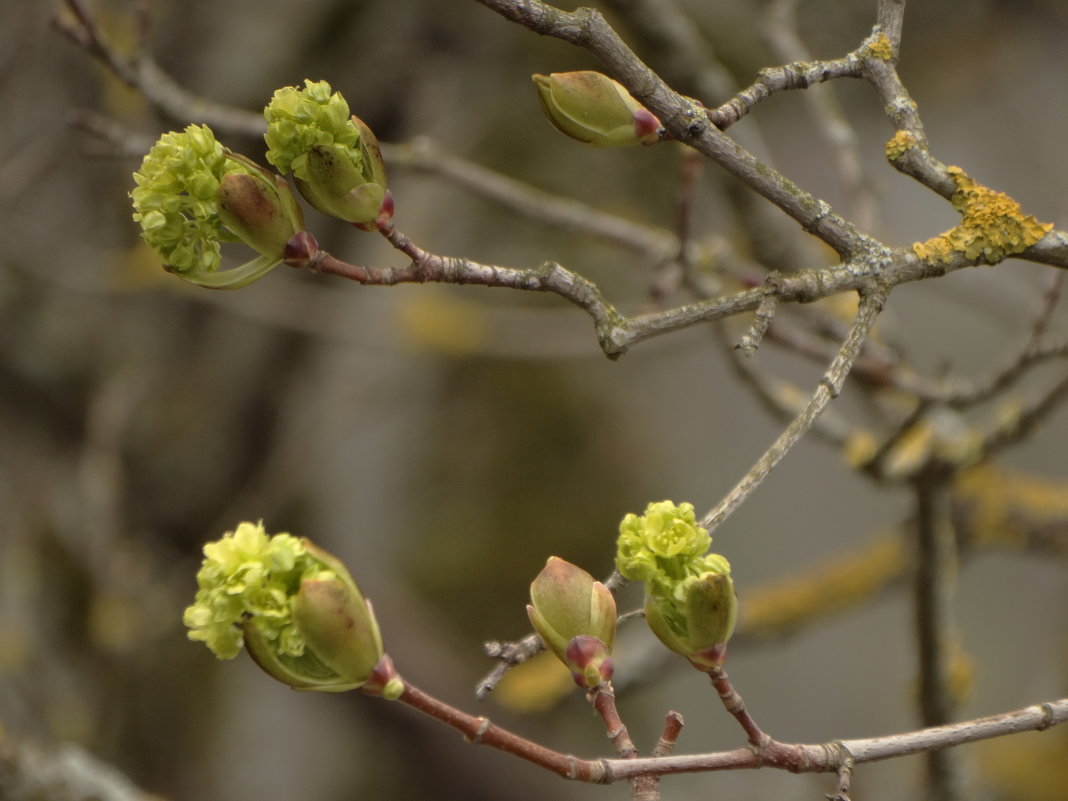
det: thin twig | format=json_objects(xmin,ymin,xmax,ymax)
[
  {"xmin": 701, "ymin": 283, "xmax": 889, "ymax": 531},
  {"xmin": 706, "ymin": 666, "xmax": 769, "ymax": 747}
]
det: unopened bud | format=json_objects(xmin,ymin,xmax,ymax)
[
  {"xmin": 527, "ymin": 557, "xmax": 616, "ymax": 686},
  {"xmin": 564, "ymin": 634, "xmax": 614, "ymax": 689},
  {"xmin": 532, "ymin": 71, "xmax": 661, "ymax": 147},
  {"xmin": 217, "ymin": 168, "xmax": 303, "ymax": 260}
]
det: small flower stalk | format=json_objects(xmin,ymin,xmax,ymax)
[
  {"xmin": 616, "ymin": 501, "xmax": 737, "ymax": 671},
  {"xmin": 527, "ymin": 557, "xmax": 616, "ymax": 688},
  {"xmin": 532, "ymin": 71, "xmax": 662, "ymax": 147},
  {"xmin": 183, "ymin": 521, "xmax": 402, "ymax": 698},
  {"xmin": 131, "ymin": 125, "xmax": 304, "ymax": 288},
  {"xmin": 264, "ymin": 79, "xmax": 393, "ymax": 229}
]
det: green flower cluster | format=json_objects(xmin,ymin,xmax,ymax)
[
  {"xmin": 131, "ymin": 124, "xmax": 244, "ymax": 276},
  {"xmin": 264, "ymin": 79, "xmax": 390, "ymax": 226},
  {"xmin": 183, "ymin": 521, "xmax": 395, "ymax": 694},
  {"xmin": 616, "ymin": 501, "xmax": 736, "ymax": 669},
  {"xmin": 264, "ymin": 79, "xmax": 359, "ymax": 179},
  {"xmin": 183, "ymin": 521, "xmax": 317, "ymax": 660},
  {"xmin": 131, "ymin": 124, "xmax": 304, "ymax": 288}
]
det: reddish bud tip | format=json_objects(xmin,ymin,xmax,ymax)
[
  {"xmin": 284, "ymin": 231, "xmax": 320, "ymax": 269},
  {"xmin": 633, "ymin": 108, "xmax": 662, "ymax": 145}
]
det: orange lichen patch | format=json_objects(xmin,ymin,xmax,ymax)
[
  {"xmin": 912, "ymin": 167, "xmax": 1052, "ymax": 266},
  {"xmin": 863, "ymin": 32, "xmax": 895, "ymax": 61},
  {"xmin": 953, "ymin": 462, "xmax": 1068, "ymax": 554},
  {"xmin": 884, "ymin": 130, "xmax": 919, "ymax": 162},
  {"xmin": 739, "ymin": 534, "xmax": 906, "ymax": 639}
]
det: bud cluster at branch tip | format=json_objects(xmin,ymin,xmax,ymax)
[
  {"xmin": 131, "ymin": 124, "xmax": 304, "ymax": 288},
  {"xmin": 527, "ymin": 557, "xmax": 616, "ymax": 688},
  {"xmin": 616, "ymin": 501, "xmax": 737, "ymax": 670},
  {"xmin": 264, "ymin": 79, "xmax": 393, "ymax": 229},
  {"xmin": 532, "ymin": 71, "xmax": 662, "ymax": 147},
  {"xmin": 183, "ymin": 521, "xmax": 402, "ymax": 697}
]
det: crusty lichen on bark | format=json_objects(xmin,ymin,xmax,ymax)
[
  {"xmin": 912, "ymin": 167, "xmax": 1052, "ymax": 266},
  {"xmin": 863, "ymin": 33, "xmax": 895, "ymax": 62},
  {"xmin": 884, "ymin": 130, "xmax": 920, "ymax": 163}
]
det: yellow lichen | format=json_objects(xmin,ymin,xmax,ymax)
[
  {"xmin": 885, "ymin": 130, "xmax": 919, "ymax": 162},
  {"xmin": 953, "ymin": 462, "xmax": 1068, "ymax": 553},
  {"xmin": 864, "ymin": 33, "xmax": 894, "ymax": 62},
  {"xmin": 740, "ymin": 534, "xmax": 906, "ymax": 639},
  {"xmin": 912, "ymin": 166, "xmax": 1052, "ymax": 266},
  {"xmin": 842, "ymin": 428, "xmax": 879, "ymax": 469}
]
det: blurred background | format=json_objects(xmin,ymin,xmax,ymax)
[{"xmin": 1, "ymin": 0, "xmax": 1066, "ymax": 799}]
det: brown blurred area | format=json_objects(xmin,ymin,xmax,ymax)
[{"xmin": 1, "ymin": 1, "xmax": 1066, "ymax": 800}]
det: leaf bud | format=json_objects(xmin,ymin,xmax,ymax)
[
  {"xmin": 527, "ymin": 557, "xmax": 616, "ymax": 688},
  {"xmin": 532, "ymin": 71, "xmax": 662, "ymax": 147}
]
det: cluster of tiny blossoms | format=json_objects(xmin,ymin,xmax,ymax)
[
  {"xmin": 617, "ymin": 501, "xmax": 730, "ymax": 597},
  {"xmin": 130, "ymin": 124, "xmax": 250, "ymax": 275},
  {"xmin": 183, "ymin": 521, "xmax": 318, "ymax": 660},
  {"xmin": 263, "ymin": 79, "xmax": 363, "ymax": 182}
]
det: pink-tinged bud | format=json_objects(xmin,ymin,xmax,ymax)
[
  {"xmin": 283, "ymin": 230, "xmax": 320, "ymax": 269},
  {"xmin": 565, "ymin": 634, "xmax": 614, "ymax": 689},
  {"xmin": 527, "ymin": 557, "xmax": 616, "ymax": 672},
  {"xmin": 532, "ymin": 71, "xmax": 662, "ymax": 147},
  {"xmin": 217, "ymin": 170, "xmax": 303, "ymax": 260}
]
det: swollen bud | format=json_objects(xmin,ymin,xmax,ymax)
[
  {"xmin": 216, "ymin": 162, "xmax": 303, "ymax": 261},
  {"xmin": 532, "ymin": 71, "xmax": 662, "ymax": 147},
  {"xmin": 527, "ymin": 557, "xmax": 616, "ymax": 688},
  {"xmin": 644, "ymin": 572, "xmax": 737, "ymax": 670}
]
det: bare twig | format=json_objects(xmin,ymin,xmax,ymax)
[
  {"xmin": 701, "ymin": 284, "xmax": 889, "ymax": 531},
  {"xmin": 764, "ymin": 0, "xmax": 878, "ymax": 231}
]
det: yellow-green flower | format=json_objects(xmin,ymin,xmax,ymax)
[
  {"xmin": 131, "ymin": 125, "xmax": 302, "ymax": 288},
  {"xmin": 616, "ymin": 501, "xmax": 736, "ymax": 669},
  {"xmin": 183, "ymin": 522, "xmax": 399, "ymax": 695},
  {"xmin": 264, "ymin": 79, "xmax": 391, "ymax": 228}
]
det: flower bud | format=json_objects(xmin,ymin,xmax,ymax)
[
  {"xmin": 183, "ymin": 523, "xmax": 391, "ymax": 693},
  {"xmin": 532, "ymin": 71, "xmax": 662, "ymax": 147},
  {"xmin": 616, "ymin": 501, "xmax": 737, "ymax": 671},
  {"xmin": 216, "ymin": 155, "xmax": 304, "ymax": 261},
  {"xmin": 527, "ymin": 557, "xmax": 616, "ymax": 688},
  {"xmin": 131, "ymin": 124, "xmax": 298, "ymax": 289},
  {"xmin": 264, "ymin": 79, "xmax": 392, "ymax": 228},
  {"xmin": 644, "ymin": 572, "xmax": 737, "ymax": 670}
]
